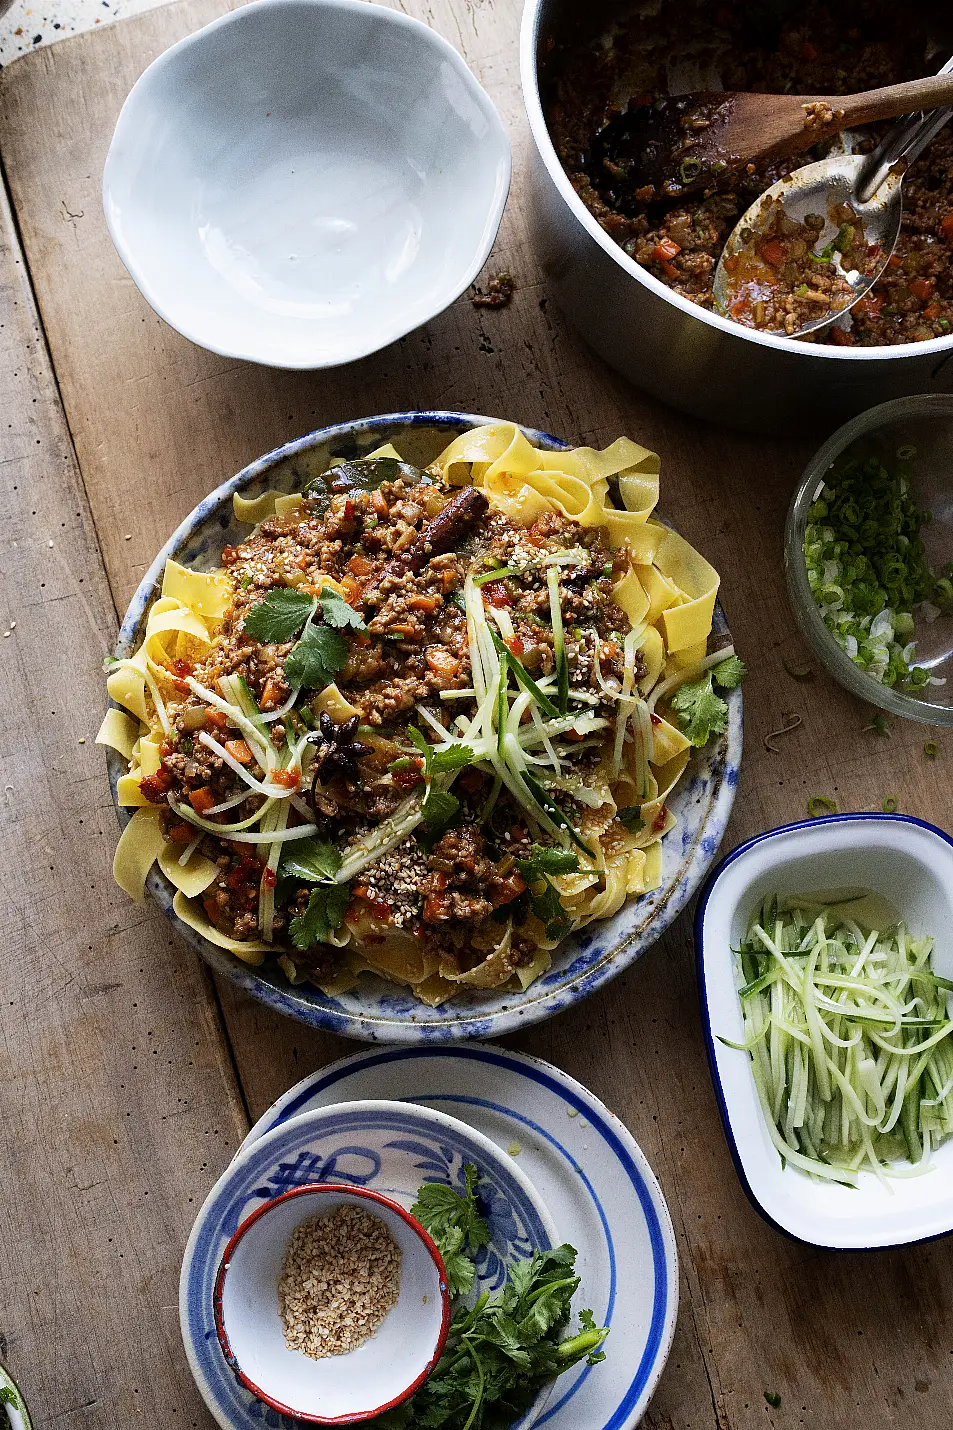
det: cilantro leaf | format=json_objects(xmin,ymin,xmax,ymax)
[
  {"xmin": 318, "ymin": 586, "xmax": 366, "ymax": 632},
  {"xmin": 284, "ymin": 624, "xmax": 349, "ymax": 691},
  {"xmin": 711, "ymin": 655, "xmax": 747, "ymax": 690},
  {"xmin": 672, "ymin": 673, "xmax": 729, "ymax": 747},
  {"xmin": 288, "ymin": 883, "xmax": 350, "ymax": 950},
  {"xmin": 412, "ymin": 1165, "xmax": 491, "ymax": 1299},
  {"xmin": 516, "ymin": 844, "xmax": 579, "ymax": 879},
  {"xmin": 407, "ymin": 726, "xmax": 474, "ymax": 776},
  {"xmin": 528, "ymin": 877, "xmax": 572, "ymax": 941},
  {"xmin": 422, "ymin": 787, "xmax": 460, "ymax": 833},
  {"xmin": 242, "ymin": 588, "xmax": 315, "ymax": 643},
  {"xmin": 280, "ymin": 838, "xmax": 341, "ymax": 884},
  {"xmin": 616, "ymin": 806, "xmax": 644, "ymax": 830}
]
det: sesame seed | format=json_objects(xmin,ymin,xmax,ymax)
[{"xmin": 278, "ymin": 1203, "xmax": 402, "ymax": 1360}]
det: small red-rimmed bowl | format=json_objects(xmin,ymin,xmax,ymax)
[{"xmin": 213, "ymin": 1183, "xmax": 451, "ymax": 1424}]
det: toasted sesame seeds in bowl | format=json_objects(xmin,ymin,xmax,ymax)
[{"xmin": 214, "ymin": 1184, "xmax": 450, "ymax": 1424}]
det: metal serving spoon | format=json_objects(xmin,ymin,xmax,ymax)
[{"xmin": 712, "ymin": 57, "xmax": 953, "ymax": 339}]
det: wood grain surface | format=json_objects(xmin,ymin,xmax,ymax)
[{"xmin": 1, "ymin": 2, "xmax": 952, "ymax": 1427}]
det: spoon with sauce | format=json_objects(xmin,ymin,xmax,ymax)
[
  {"xmin": 712, "ymin": 59, "xmax": 953, "ymax": 338},
  {"xmin": 589, "ymin": 69, "xmax": 953, "ymax": 210}
]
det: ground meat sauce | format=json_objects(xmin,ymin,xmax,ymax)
[
  {"xmin": 152, "ymin": 463, "xmax": 638, "ymax": 980},
  {"xmin": 544, "ymin": 0, "xmax": 953, "ymax": 346}
]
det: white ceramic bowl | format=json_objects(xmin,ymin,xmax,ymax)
[
  {"xmin": 197, "ymin": 1096, "xmax": 558, "ymax": 1426},
  {"xmin": 103, "ymin": 0, "xmax": 510, "ymax": 368},
  {"xmin": 696, "ymin": 813, "xmax": 953, "ymax": 1249},
  {"xmin": 214, "ymin": 1184, "xmax": 450, "ymax": 1423}
]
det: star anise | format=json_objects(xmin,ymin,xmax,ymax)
[{"xmin": 308, "ymin": 713, "xmax": 368, "ymax": 790}]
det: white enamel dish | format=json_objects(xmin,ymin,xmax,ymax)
[
  {"xmin": 696, "ymin": 813, "xmax": 953, "ymax": 1249},
  {"xmin": 103, "ymin": 0, "xmax": 510, "ymax": 368}
]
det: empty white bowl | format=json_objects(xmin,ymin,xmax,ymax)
[
  {"xmin": 103, "ymin": 0, "xmax": 511, "ymax": 368},
  {"xmin": 696, "ymin": 813, "xmax": 953, "ymax": 1249},
  {"xmin": 215, "ymin": 1184, "xmax": 449, "ymax": 1423}
]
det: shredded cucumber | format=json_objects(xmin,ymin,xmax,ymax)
[{"xmin": 724, "ymin": 897, "xmax": 953, "ymax": 1186}]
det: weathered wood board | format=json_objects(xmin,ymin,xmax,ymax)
[{"xmin": 1, "ymin": 1, "xmax": 952, "ymax": 1427}]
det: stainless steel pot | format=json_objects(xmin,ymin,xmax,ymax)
[{"xmin": 519, "ymin": 0, "xmax": 953, "ymax": 434}]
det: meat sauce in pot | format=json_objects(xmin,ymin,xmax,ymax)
[{"xmin": 543, "ymin": 0, "xmax": 953, "ymax": 346}]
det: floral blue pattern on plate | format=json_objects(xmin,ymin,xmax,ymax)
[
  {"xmin": 225, "ymin": 1042, "xmax": 680, "ymax": 1430},
  {"xmin": 106, "ymin": 411, "xmax": 742, "ymax": 1041},
  {"xmin": 181, "ymin": 1098, "xmax": 558, "ymax": 1430}
]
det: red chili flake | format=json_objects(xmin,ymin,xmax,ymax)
[
  {"xmin": 343, "ymin": 499, "xmax": 355, "ymax": 521},
  {"xmin": 263, "ymin": 868, "xmax": 277, "ymax": 888},
  {"xmin": 482, "ymin": 581, "xmax": 512, "ymax": 607},
  {"xmin": 653, "ymin": 806, "xmax": 668, "ymax": 832},
  {"xmin": 506, "ymin": 635, "xmax": 525, "ymax": 657},
  {"xmin": 650, "ymin": 713, "xmax": 661, "ymax": 726},
  {"xmin": 800, "ymin": 41, "xmax": 820, "ymax": 61},
  {"xmin": 139, "ymin": 770, "xmax": 172, "ymax": 803},
  {"xmin": 173, "ymin": 659, "xmax": 193, "ymax": 677}
]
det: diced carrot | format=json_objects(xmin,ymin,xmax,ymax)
[
  {"xmin": 408, "ymin": 595, "xmax": 440, "ymax": 612},
  {"xmin": 224, "ymin": 739, "xmax": 252, "ymax": 764},
  {"xmin": 888, "ymin": 254, "xmax": 903, "ymax": 269},
  {"xmin": 371, "ymin": 489, "xmax": 389, "ymax": 517},
  {"xmin": 426, "ymin": 648, "xmax": 461, "ymax": 676},
  {"xmin": 167, "ymin": 823, "xmax": 195, "ymax": 844},
  {"xmin": 340, "ymin": 573, "xmax": 362, "ymax": 603},
  {"xmin": 189, "ymin": 786, "xmax": 218, "ymax": 815},
  {"xmin": 940, "ymin": 214, "xmax": 953, "ymax": 240},
  {"xmin": 563, "ymin": 728, "xmax": 586, "ymax": 742},
  {"xmin": 923, "ymin": 303, "xmax": 942, "ymax": 321},
  {"xmin": 272, "ymin": 768, "xmax": 300, "ymax": 789},
  {"xmin": 506, "ymin": 635, "xmax": 525, "ymax": 657},
  {"xmin": 661, "ymin": 260, "xmax": 679, "ymax": 280},
  {"xmin": 482, "ymin": 580, "xmax": 512, "ymax": 607},
  {"xmin": 856, "ymin": 292, "xmax": 883, "ymax": 318},
  {"xmin": 830, "ymin": 326, "xmax": 855, "ymax": 346},
  {"xmin": 761, "ymin": 239, "xmax": 785, "ymax": 267},
  {"xmin": 347, "ymin": 553, "xmax": 375, "ymax": 577},
  {"xmin": 490, "ymin": 872, "xmax": 527, "ymax": 909},
  {"xmin": 295, "ymin": 552, "xmax": 310, "ymax": 570},
  {"xmin": 723, "ymin": 255, "xmax": 739, "ymax": 273},
  {"xmin": 260, "ymin": 677, "xmax": 282, "ymax": 711},
  {"xmin": 654, "ymin": 238, "xmax": 681, "ymax": 261},
  {"xmin": 206, "ymin": 709, "xmax": 229, "ymax": 730},
  {"xmin": 910, "ymin": 277, "xmax": 935, "ymax": 302}
]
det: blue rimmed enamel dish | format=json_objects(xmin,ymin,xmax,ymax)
[
  {"xmin": 696, "ymin": 812, "xmax": 953, "ymax": 1249},
  {"xmin": 105, "ymin": 410, "xmax": 742, "ymax": 1041},
  {"xmin": 181, "ymin": 1042, "xmax": 679, "ymax": 1430}
]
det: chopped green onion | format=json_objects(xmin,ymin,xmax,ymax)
[
  {"xmin": 807, "ymin": 795, "xmax": 838, "ymax": 818},
  {"xmin": 863, "ymin": 713, "xmax": 890, "ymax": 737},
  {"xmin": 882, "ymin": 795, "xmax": 899, "ymax": 813},
  {"xmin": 924, "ymin": 739, "xmax": 939, "ymax": 757},
  {"xmin": 764, "ymin": 1393, "xmax": 782, "ymax": 1410},
  {"xmin": 782, "ymin": 658, "xmax": 814, "ymax": 681},
  {"xmin": 679, "ymin": 157, "xmax": 702, "ymax": 183}
]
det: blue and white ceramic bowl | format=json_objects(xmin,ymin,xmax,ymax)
[
  {"xmin": 106, "ymin": 410, "xmax": 742, "ymax": 1040},
  {"xmin": 182, "ymin": 1098, "xmax": 558, "ymax": 1429},
  {"xmin": 697, "ymin": 813, "xmax": 953, "ymax": 1249}
]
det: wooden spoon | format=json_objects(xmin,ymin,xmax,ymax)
[{"xmin": 588, "ymin": 72, "xmax": 953, "ymax": 209}]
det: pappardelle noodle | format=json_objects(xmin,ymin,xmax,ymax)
[{"xmin": 99, "ymin": 424, "xmax": 740, "ymax": 1006}]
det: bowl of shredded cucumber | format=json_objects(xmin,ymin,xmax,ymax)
[
  {"xmin": 785, "ymin": 395, "xmax": 953, "ymax": 726},
  {"xmin": 696, "ymin": 812, "xmax": 953, "ymax": 1249}
]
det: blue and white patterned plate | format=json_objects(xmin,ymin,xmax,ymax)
[
  {"xmin": 181, "ymin": 1097, "xmax": 560, "ymax": 1430},
  {"xmin": 106, "ymin": 411, "xmax": 742, "ymax": 1040},
  {"xmin": 227, "ymin": 1042, "xmax": 679, "ymax": 1430}
]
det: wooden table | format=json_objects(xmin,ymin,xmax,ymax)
[{"xmin": 1, "ymin": 2, "xmax": 951, "ymax": 1425}]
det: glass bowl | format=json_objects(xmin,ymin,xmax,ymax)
[{"xmin": 785, "ymin": 395, "xmax": 953, "ymax": 727}]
